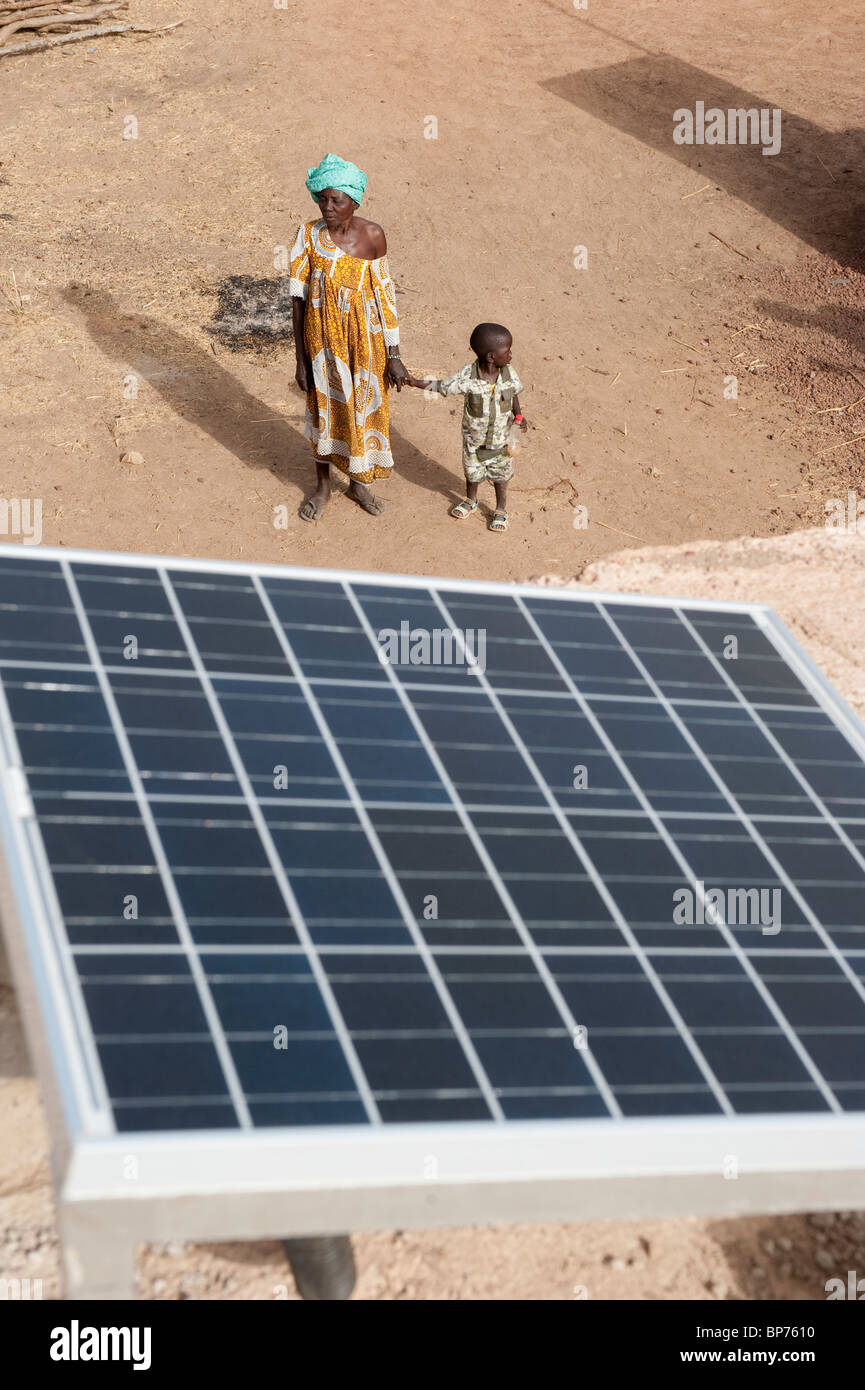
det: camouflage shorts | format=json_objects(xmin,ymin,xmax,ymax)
[{"xmin": 463, "ymin": 450, "xmax": 514, "ymax": 484}]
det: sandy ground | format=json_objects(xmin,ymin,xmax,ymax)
[
  {"xmin": 1, "ymin": 0, "xmax": 865, "ymax": 575},
  {"xmin": 1, "ymin": 0, "xmax": 864, "ymax": 1299}
]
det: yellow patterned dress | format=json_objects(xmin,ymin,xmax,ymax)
[{"xmin": 289, "ymin": 219, "xmax": 399, "ymax": 484}]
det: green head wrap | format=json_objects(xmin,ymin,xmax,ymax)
[{"xmin": 305, "ymin": 153, "xmax": 367, "ymax": 208}]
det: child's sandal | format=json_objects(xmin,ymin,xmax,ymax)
[
  {"xmin": 489, "ymin": 509, "xmax": 509, "ymax": 532},
  {"xmin": 450, "ymin": 498, "xmax": 479, "ymax": 519}
]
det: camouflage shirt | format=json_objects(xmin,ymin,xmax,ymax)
[{"xmin": 436, "ymin": 361, "xmax": 524, "ymax": 467}]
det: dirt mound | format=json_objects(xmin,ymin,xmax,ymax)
[
  {"xmin": 717, "ymin": 254, "xmax": 865, "ymax": 523},
  {"xmin": 536, "ymin": 526, "xmax": 865, "ymax": 716}
]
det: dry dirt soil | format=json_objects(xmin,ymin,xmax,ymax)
[{"xmin": 0, "ymin": 0, "xmax": 864, "ymax": 1301}]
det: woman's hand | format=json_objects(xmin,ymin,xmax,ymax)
[
  {"xmin": 295, "ymin": 358, "xmax": 312, "ymax": 393},
  {"xmin": 386, "ymin": 356, "xmax": 410, "ymax": 392}
]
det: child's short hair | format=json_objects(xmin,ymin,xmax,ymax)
[{"xmin": 470, "ymin": 322, "xmax": 511, "ymax": 357}]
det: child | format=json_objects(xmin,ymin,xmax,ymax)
[{"xmin": 407, "ymin": 323, "xmax": 527, "ymax": 532}]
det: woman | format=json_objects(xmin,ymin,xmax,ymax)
[{"xmin": 290, "ymin": 154, "xmax": 409, "ymax": 521}]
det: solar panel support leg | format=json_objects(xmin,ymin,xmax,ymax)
[
  {"xmin": 59, "ymin": 1208, "xmax": 135, "ymax": 1300},
  {"xmin": 282, "ymin": 1235, "xmax": 356, "ymax": 1301}
]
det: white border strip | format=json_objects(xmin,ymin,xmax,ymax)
[
  {"xmin": 0, "ymin": 687, "xmax": 112, "ymax": 1135},
  {"xmin": 61, "ymin": 1109, "xmax": 865, "ymax": 1209},
  {"xmin": 0, "ymin": 543, "xmax": 772, "ymax": 616},
  {"xmin": 757, "ymin": 608, "xmax": 865, "ymax": 763}
]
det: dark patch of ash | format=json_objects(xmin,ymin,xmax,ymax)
[{"xmin": 206, "ymin": 275, "xmax": 295, "ymax": 352}]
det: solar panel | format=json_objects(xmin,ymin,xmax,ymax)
[{"xmin": 1, "ymin": 545, "xmax": 864, "ymax": 1298}]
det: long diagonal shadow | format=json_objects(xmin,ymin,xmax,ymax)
[
  {"xmin": 544, "ymin": 52, "xmax": 865, "ymax": 271},
  {"xmin": 63, "ymin": 284, "xmax": 308, "ymax": 482},
  {"xmin": 62, "ymin": 284, "xmax": 459, "ymax": 503}
]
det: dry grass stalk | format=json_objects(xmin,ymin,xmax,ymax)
[
  {"xmin": 595, "ymin": 519, "xmax": 649, "ymax": 543},
  {"xmin": 708, "ymin": 230, "xmax": 751, "ymax": 260},
  {"xmin": 680, "ymin": 183, "xmax": 712, "ymax": 200},
  {"xmin": 671, "ymin": 337, "xmax": 709, "ymax": 354},
  {"xmin": 819, "ymin": 433, "xmax": 865, "ymax": 457}
]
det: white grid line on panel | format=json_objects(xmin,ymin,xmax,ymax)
[
  {"xmin": 61, "ymin": 560, "xmax": 252, "ymax": 1128},
  {"xmin": 0, "ymin": 649, "xmax": 843, "ymax": 717},
  {"xmin": 340, "ymin": 581, "xmax": 623, "ymax": 1120},
  {"xmin": 159, "ymin": 567, "xmax": 382, "ymax": 1124},
  {"xmin": 67, "ymin": 941, "xmax": 865, "ymax": 959},
  {"xmin": 428, "ymin": 590, "xmax": 733, "ymax": 1116},
  {"xmin": 596, "ymin": 601, "xmax": 842, "ymax": 1113},
  {"xmin": 22, "ymin": 788, "xmax": 859, "ymax": 825},
  {"xmin": 252, "ymin": 573, "xmax": 505, "ymax": 1122},
  {"xmin": 517, "ymin": 596, "xmax": 855, "ymax": 1108},
  {"xmin": 675, "ymin": 608, "xmax": 865, "ymax": 1014}
]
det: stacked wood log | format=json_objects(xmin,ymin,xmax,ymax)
[{"xmin": 0, "ymin": 0, "xmax": 182, "ymax": 56}]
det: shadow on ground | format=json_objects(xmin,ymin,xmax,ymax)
[
  {"xmin": 63, "ymin": 283, "xmax": 458, "ymax": 508},
  {"xmin": 544, "ymin": 53, "xmax": 865, "ymax": 271},
  {"xmin": 707, "ymin": 1210, "xmax": 865, "ymax": 1301}
]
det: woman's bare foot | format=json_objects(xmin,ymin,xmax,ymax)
[
  {"xmin": 348, "ymin": 481, "xmax": 386, "ymax": 516},
  {"xmin": 300, "ymin": 488, "xmax": 330, "ymax": 522}
]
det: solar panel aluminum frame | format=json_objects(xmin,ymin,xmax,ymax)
[{"xmin": 0, "ymin": 545, "xmax": 864, "ymax": 1299}]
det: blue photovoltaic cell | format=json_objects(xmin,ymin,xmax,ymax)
[{"xmin": 0, "ymin": 551, "xmax": 864, "ymax": 1135}]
